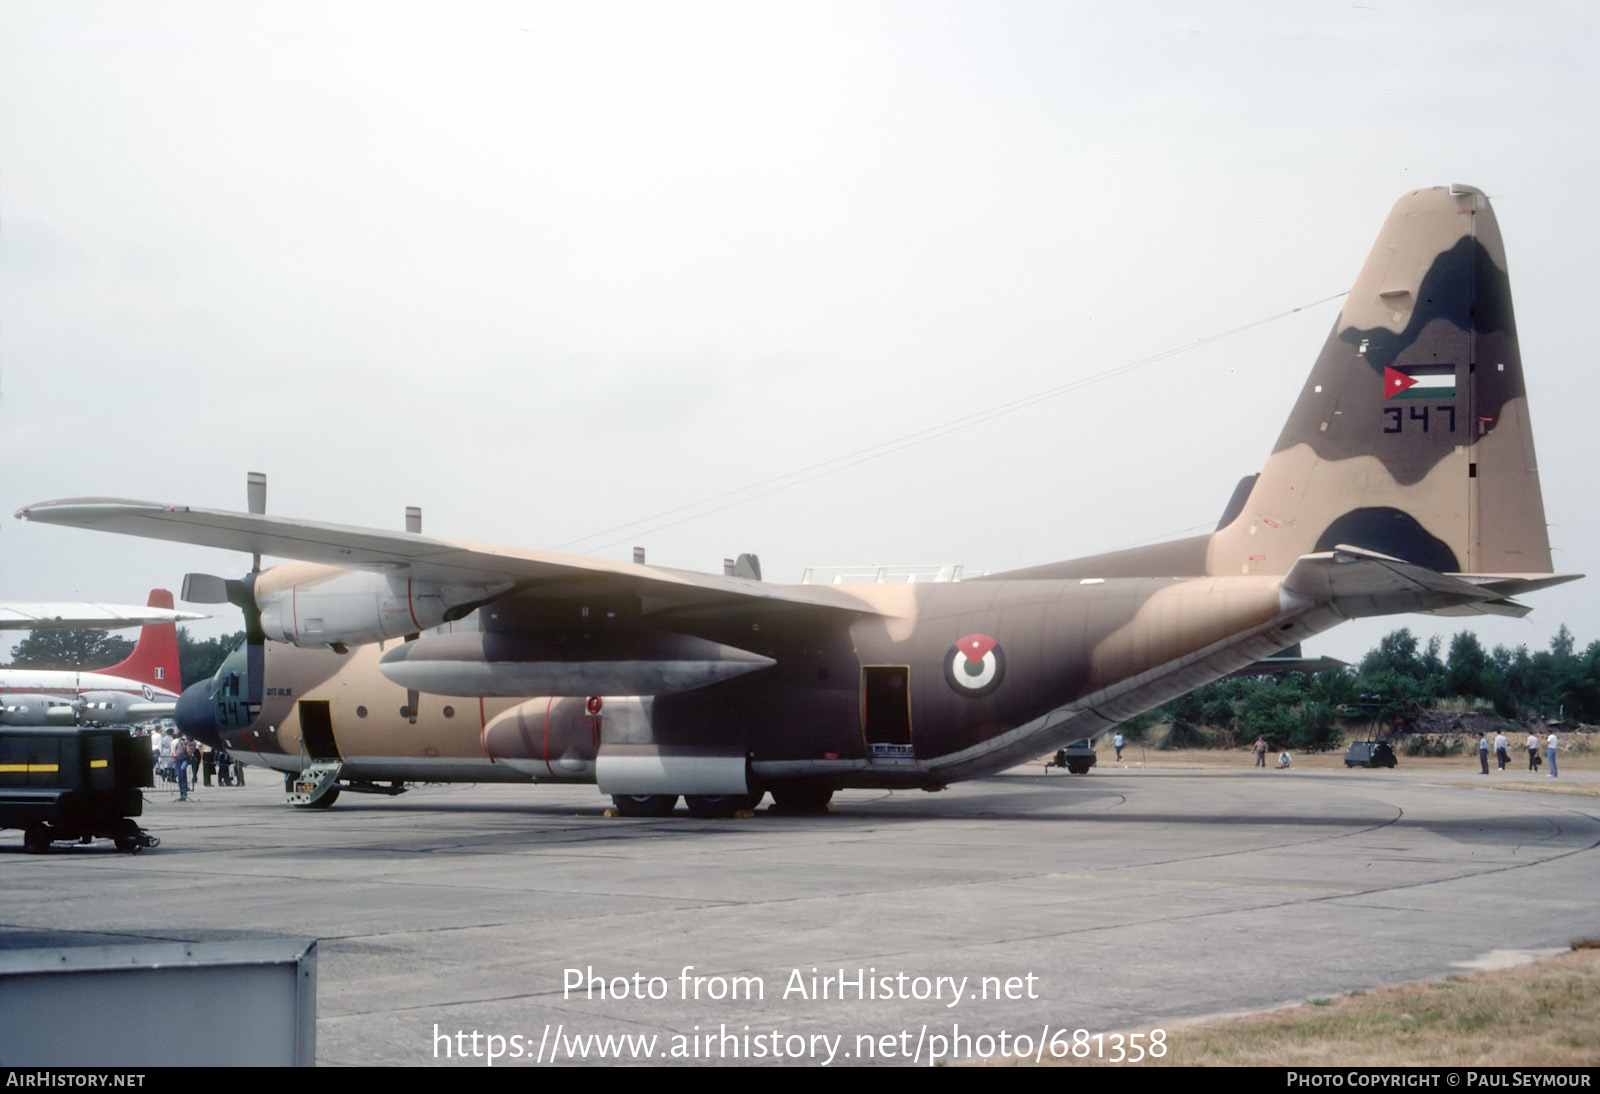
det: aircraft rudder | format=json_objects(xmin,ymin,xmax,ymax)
[{"xmin": 104, "ymin": 588, "xmax": 183, "ymax": 693}]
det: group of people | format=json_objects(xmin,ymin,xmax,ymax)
[
  {"xmin": 1477, "ymin": 730, "xmax": 1559, "ymax": 777},
  {"xmin": 150, "ymin": 726, "xmax": 245, "ymax": 801},
  {"xmin": 1253, "ymin": 736, "xmax": 1293, "ymax": 768}
]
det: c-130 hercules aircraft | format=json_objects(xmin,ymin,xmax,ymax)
[{"xmin": 17, "ymin": 185, "xmax": 1579, "ymax": 816}]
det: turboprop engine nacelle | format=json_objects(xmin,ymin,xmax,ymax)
[
  {"xmin": 74, "ymin": 691, "xmax": 143, "ymax": 723},
  {"xmin": 255, "ymin": 567, "xmax": 510, "ymax": 648},
  {"xmin": 480, "ymin": 696, "xmax": 654, "ymax": 781},
  {"xmin": 0, "ymin": 698, "xmax": 74, "ymax": 726}
]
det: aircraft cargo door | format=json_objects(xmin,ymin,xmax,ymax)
[
  {"xmin": 861, "ymin": 665, "xmax": 915, "ymax": 764},
  {"xmin": 296, "ymin": 700, "xmax": 342, "ymax": 762}
]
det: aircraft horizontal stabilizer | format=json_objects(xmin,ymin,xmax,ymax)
[{"xmin": 1282, "ymin": 545, "xmax": 1578, "ymax": 619}]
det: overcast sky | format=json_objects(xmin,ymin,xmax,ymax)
[{"xmin": 2, "ymin": 0, "xmax": 1597, "ymax": 663}]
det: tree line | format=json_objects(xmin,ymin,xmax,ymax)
[
  {"xmin": 1119, "ymin": 626, "xmax": 1600, "ymax": 753},
  {"xmin": 5, "ymin": 627, "xmax": 246, "ymax": 688},
  {"xmin": 8, "ymin": 623, "xmax": 1599, "ymax": 751}
]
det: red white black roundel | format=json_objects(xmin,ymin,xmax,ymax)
[{"xmin": 944, "ymin": 633, "xmax": 1005, "ymax": 697}]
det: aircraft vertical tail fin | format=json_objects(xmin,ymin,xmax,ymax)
[
  {"xmin": 103, "ymin": 589, "xmax": 183, "ymax": 693},
  {"xmin": 1209, "ymin": 184, "xmax": 1553, "ymax": 578}
]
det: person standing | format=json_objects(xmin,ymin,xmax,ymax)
[
  {"xmin": 1528, "ymin": 731, "xmax": 1541, "ymax": 771},
  {"xmin": 1254, "ymin": 736, "xmax": 1268, "ymax": 768},
  {"xmin": 1113, "ymin": 731, "xmax": 1125, "ymax": 762},
  {"xmin": 1494, "ymin": 732, "xmax": 1509, "ymax": 771},
  {"xmin": 1478, "ymin": 733, "xmax": 1490, "ymax": 775},
  {"xmin": 1547, "ymin": 730, "xmax": 1559, "ymax": 778},
  {"xmin": 157, "ymin": 729, "xmax": 175, "ymax": 784},
  {"xmin": 175, "ymin": 738, "xmax": 191, "ymax": 802}
]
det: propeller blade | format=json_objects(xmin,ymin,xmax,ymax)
[
  {"xmin": 181, "ymin": 573, "xmax": 232, "ymax": 604},
  {"xmin": 247, "ymin": 472, "xmax": 267, "ymax": 516},
  {"xmin": 247, "ymin": 471, "xmax": 266, "ymax": 571}
]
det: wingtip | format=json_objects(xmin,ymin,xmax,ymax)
[{"xmin": 14, "ymin": 498, "xmax": 180, "ymax": 524}]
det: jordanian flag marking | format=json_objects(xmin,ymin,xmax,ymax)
[{"xmin": 1384, "ymin": 364, "xmax": 1456, "ymax": 400}]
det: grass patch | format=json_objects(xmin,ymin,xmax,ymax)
[
  {"xmin": 1005, "ymin": 948, "xmax": 1600, "ymax": 1067},
  {"xmin": 1439, "ymin": 779, "xmax": 1600, "ymax": 799}
]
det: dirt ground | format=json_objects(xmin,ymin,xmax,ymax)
[{"xmin": 1046, "ymin": 740, "xmax": 1594, "ymax": 777}]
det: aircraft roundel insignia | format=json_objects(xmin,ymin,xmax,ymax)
[
  {"xmin": 944, "ymin": 633, "xmax": 1005, "ymax": 698},
  {"xmin": 141, "ymin": 684, "xmax": 154, "ymax": 701}
]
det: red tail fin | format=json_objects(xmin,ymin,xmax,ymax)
[{"xmin": 103, "ymin": 590, "xmax": 182, "ymax": 694}]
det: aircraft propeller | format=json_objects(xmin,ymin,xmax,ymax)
[
  {"xmin": 179, "ymin": 472, "xmax": 271, "ymax": 726},
  {"xmin": 177, "ymin": 473, "xmax": 429, "ymax": 733}
]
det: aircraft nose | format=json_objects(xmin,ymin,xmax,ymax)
[{"xmin": 175, "ymin": 680, "xmax": 222, "ymax": 749}]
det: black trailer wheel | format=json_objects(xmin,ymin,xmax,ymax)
[
  {"xmin": 23, "ymin": 823, "xmax": 53, "ymax": 854},
  {"xmin": 114, "ymin": 835, "xmax": 143, "ymax": 854}
]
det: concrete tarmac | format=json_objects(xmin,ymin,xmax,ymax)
[{"xmin": 3, "ymin": 762, "xmax": 1597, "ymax": 1066}]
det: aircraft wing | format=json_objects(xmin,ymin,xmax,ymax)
[
  {"xmin": 0, "ymin": 601, "xmax": 208, "ymax": 630},
  {"xmin": 14, "ymin": 498, "xmax": 888, "ymax": 619}
]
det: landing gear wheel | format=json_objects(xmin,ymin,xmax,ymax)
[
  {"xmin": 23, "ymin": 823, "xmax": 53, "ymax": 854},
  {"xmin": 294, "ymin": 786, "xmax": 341, "ymax": 809},
  {"xmin": 684, "ymin": 793, "xmax": 762, "ymax": 818},
  {"xmin": 612, "ymin": 794, "xmax": 679, "ymax": 818},
  {"xmin": 770, "ymin": 785, "xmax": 834, "ymax": 812}
]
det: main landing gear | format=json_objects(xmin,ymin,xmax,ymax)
[
  {"xmin": 611, "ymin": 794, "xmax": 680, "ymax": 817},
  {"xmin": 683, "ymin": 793, "xmax": 763, "ymax": 818},
  {"xmin": 610, "ymin": 786, "xmax": 835, "ymax": 818},
  {"xmin": 768, "ymin": 784, "xmax": 835, "ymax": 813}
]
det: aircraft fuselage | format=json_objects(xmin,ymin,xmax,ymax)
[{"xmin": 193, "ymin": 570, "xmax": 1303, "ymax": 793}]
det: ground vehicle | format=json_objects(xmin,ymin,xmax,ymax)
[
  {"xmin": 1343, "ymin": 740, "xmax": 1397, "ymax": 769},
  {"xmin": 1046, "ymin": 739, "xmax": 1098, "ymax": 775},
  {"xmin": 0, "ymin": 727, "xmax": 159, "ymax": 852}
]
